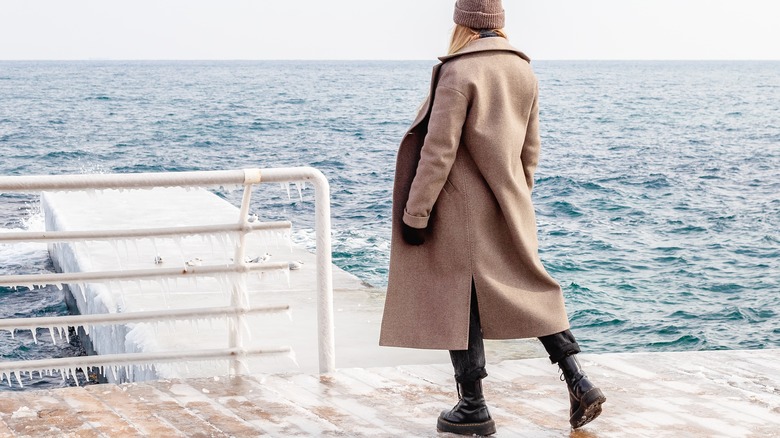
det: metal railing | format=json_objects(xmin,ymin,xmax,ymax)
[{"xmin": 0, "ymin": 167, "xmax": 336, "ymax": 387}]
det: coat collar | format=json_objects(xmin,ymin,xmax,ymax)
[
  {"xmin": 437, "ymin": 37, "xmax": 530, "ymax": 63},
  {"xmin": 406, "ymin": 39, "xmax": 531, "ymax": 133}
]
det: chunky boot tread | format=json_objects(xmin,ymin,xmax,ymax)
[
  {"xmin": 437, "ymin": 416, "xmax": 496, "ymax": 436},
  {"xmin": 570, "ymin": 387, "xmax": 606, "ymax": 429},
  {"xmin": 437, "ymin": 379, "xmax": 495, "ymax": 435}
]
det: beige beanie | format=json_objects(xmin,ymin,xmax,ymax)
[{"xmin": 453, "ymin": 0, "xmax": 505, "ymax": 29}]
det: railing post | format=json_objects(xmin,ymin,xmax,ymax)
[
  {"xmin": 309, "ymin": 169, "xmax": 336, "ymax": 373},
  {"xmin": 228, "ymin": 182, "xmax": 254, "ymax": 376}
]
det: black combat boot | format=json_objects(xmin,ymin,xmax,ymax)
[
  {"xmin": 437, "ymin": 378, "xmax": 496, "ymax": 436},
  {"xmin": 559, "ymin": 355, "xmax": 606, "ymax": 429}
]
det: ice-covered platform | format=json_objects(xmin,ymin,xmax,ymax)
[{"xmin": 1, "ymin": 349, "xmax": 777, "ymax": 437}]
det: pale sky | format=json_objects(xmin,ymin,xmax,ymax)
[{"xmin": 1, "ymin": 0, "xmax": 778, "ymax": 60}]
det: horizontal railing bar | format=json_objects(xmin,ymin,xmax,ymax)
[
  {"xmin": 0, "ymin": 169, "xmax": 263, "ymax": 192},
  {"xmin": 0, "ymin": 221, "xmax": 291, "ymax": 244},
  {"xmin": 0, "ymin": 347, "xmax": 291, "ymax": 375},
  {"xmin": 0, "ymin": 261, "xmax": 290, "ymax": 287},
  {"xmin": 255, "ymin": 167, "xmax": 322, "ymax": 184},
  {"xmin": 0, "ymin": 304, "xmax": 290, "ymax": 332}
]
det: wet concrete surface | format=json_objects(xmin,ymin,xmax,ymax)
[{"xmin": 1, "ymin": 349, "xmax": 777, "ymax": 437}]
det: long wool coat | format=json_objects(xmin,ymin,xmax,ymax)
[{"xmin": 379, "ymin": 37, "xmax": 571, "ymax": 350}]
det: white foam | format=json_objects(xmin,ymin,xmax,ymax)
[{"xmin": 0, "ymin": 207, "xmax": 48, "ymax": 266}]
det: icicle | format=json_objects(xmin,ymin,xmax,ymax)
[
  {"xmin": 118, "ymin": 281, "xmax": 127, "ymax": 309},
  {"xmin": 10, "ymin": 328, "xmax": 15, "ymax": 340},
  {"xmin": 173, "ymin": 235, "xmax": 185, "ymax": 262},
  {"xmin": 132, "ymin": 239, "xmax": 141, "ymax": 259},
  {"xmin": 72, "ymin": 367, "xmax": 80, "ymax": 387},
  {"xmin": 111, "ymin": 366, "xmax": 118, "ymax": 381},
  {"xmin": 228, "ymin": 232, "xmax": 239, "ymax": 251},
  {"xmin": 109, "ymin": 240, "xmax": 122, "ymax": 269},
  {"xmin": 4, "ymin": 372, "xmax": 10, "ymax": 387},
  {"xmin": 287, "ymin": 350, "xmax": 299, "ymax": 368},
  {"xmin": 160, "ymin": 281, "xmax": 170, "ymax": 307},
  {"xmin": 207, "ymin": 234, "xmax": 216, "ymax": 258},
  {"xmin": 64, "ymin": 327, "xmax": 71, "ymax": 344},
  {"xmin": 83, "ymin": 324, "xmax": 90, "ymax": 336},
  {"xmin": 150, "ymin": 238, "xmax": 159, "ymax": 259},
  {"xmin": 120, "ymin": 239, "xmax": 130, "ymax": 260},
  {"xmin": 294, "ymin": 182, "xmax": 304, "ymax": 202},
  {"xmin": 80, "ymin": 242, "xmax": 93, "ymax": 267},
  {"xmin": 215, "ymin": 233, "xmax": 227, "ymax": 257},
  {"xmin": 31, "ymin": 328, "xmax": 38, "ymax": 344}
]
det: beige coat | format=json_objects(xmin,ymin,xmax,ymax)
[{"xmin": 379, "ymin": 38, "xmax": 570, "ymax": 350}]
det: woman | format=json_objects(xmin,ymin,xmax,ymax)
[{"xmin": 379, "ymin": 0, "xmax": 606, "ymax": 435}]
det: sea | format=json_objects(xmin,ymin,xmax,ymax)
[{"xmin": 0, "ymin": 60, "xmax": 778, "ymax": 390}]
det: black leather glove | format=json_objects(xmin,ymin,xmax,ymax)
[{"xmin": 401, "ymin": 223, "xmax": 425, "ymax": 246}]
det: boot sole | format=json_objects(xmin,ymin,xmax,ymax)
[
  {"xmin": 437, "ymin": 417, "xmax": 496, "ymax": 436},
  {"xmin": 570, "ymin": 388, "xmax": 606, "ymax": 429}
]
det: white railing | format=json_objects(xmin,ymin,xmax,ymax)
[{"xmin": 0, "ymin": 167, "xmax": 336, "ymax": 387}]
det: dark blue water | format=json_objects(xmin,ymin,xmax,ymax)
[{"xmin": 0, "ymin": 61, "xmax": 778, "ymax": 388}]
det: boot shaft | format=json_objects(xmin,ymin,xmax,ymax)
[
  {"xmin": 457, "ymin": 378, "xmax": 487, "ymax": 406},
  {"xmin": 559, "ymin": 355, "xmax": 587, "ymax": 387}
]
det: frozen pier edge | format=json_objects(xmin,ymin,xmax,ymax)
[
  {"xmin": 41, "ymin": 186, "xmax": 451, "ymax": 382},
  {"xmin": 1, "ymin": 349, "xmax": 778, "ymax": 436}
]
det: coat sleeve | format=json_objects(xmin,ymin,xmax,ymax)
[
  {"xmin": 403, "ymin": 85, "xmax": 469, "ymax": 229},
  {"xmin": 521, "ymin": 82, "xmax": 540, "ymax": 191}
]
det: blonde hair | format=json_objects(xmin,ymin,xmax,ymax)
[{"xmin": 448, "ymin": 24, "xmax": 507, "ymax": 55}]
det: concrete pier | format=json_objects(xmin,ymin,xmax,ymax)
[{"xmin": 0, "ymin": 349, "xmax": 777, "ymax": 437}]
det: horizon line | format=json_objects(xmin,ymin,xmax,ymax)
[{"xmin": 1, "ymin": 58, "xmax": 779, "ymax": 62}]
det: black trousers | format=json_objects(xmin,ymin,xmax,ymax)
[{"xmin": 449, "ymin": 281, "xmax": 581, "ymax": 383}]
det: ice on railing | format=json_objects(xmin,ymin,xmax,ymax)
[
  {"xmin": 5, "ymin": 326, "xmax": 67, "ymax": 344},
  {"xmin": 279, "ymin": 182, "xmax": 306, "ymax": 202},
  {"xmin": 0, "ymin": 346, "xmax": 296, "ymax": 388},
  {"xmin": 0, "ymin": 179, "xmax": 325, "ymax": 387}
]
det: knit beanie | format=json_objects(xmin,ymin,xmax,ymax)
[{"xmin": 453, "ymin": 0, "xmax": 505, "ymax": 29}]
